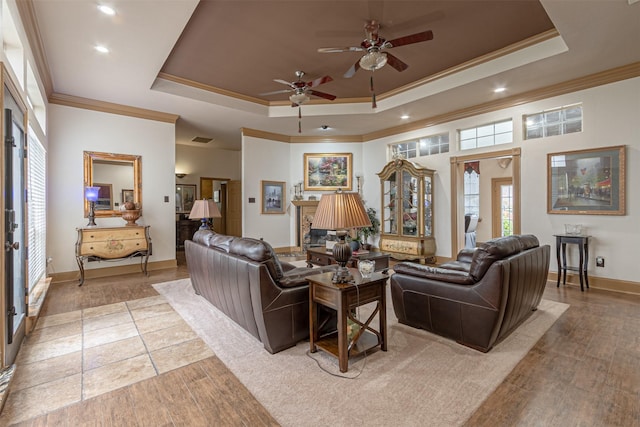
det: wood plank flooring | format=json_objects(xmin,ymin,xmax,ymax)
[{"xmin": 6, "ymin": 254, "xmax": 640, "ymax": 426}]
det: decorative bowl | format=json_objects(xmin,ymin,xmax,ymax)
[
  {"xmin": 122, "ymin": 209, "xmax": 141, "ymax": 226},
  {"xmin": 564, "ymin": 224, "xmax": 583, "ymax": 235}
]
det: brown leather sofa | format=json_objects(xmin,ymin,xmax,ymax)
[
  {"xmin": 185, "ymin": 230, "xmax": 337, "ymax": 354},
  {"xmin": 390, "ymin": 234, "xmax": 550, "ymax": 352}
]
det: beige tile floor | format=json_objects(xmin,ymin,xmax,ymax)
[{"xmin": 2, "ymin": 295, "xmax": 214, "ymax": 424}]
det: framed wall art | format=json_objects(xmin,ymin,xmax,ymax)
[
  {"xmin": 121, "ymin": 189, "xmax": 134, "ymax": 204},
  {"xmin": 176, "ymin": 184, "xmax": 197, "ymax": 213},
  {"xmin": 261, "ymin": 180, "xmax": 286, "ymax": 214},
  {"xmin": 547, "ymin": 145, "xmax": 625, "ymax": 215},
  {"xmin": 304, "ymin": 152, "xmax": 352, "ymax": 191}
]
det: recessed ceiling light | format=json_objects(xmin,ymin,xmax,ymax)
[
  {"xmin": 401, "ymin": 114, "xmax": 410, "ymax": 120},
  {"xmin": 94, "ymin": 45, "xmax": 109, "ymax": 53},
  {"xmin": 97, "ymin": 5, "xmax": 116, "ymax": 15},
  {"xmin": 494, "ymin": 87, "xmax": 506, "ymax": 93},
  {"xmin": 320, "ymin": 125, "xmax": 330, "ymax": 130}
]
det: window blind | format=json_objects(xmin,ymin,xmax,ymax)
[{"xmin": 28, "ymin": 132, "xmax": 46, "ymax": 288}]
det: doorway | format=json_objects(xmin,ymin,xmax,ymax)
[
  {"xmin": 200, "ymin": 177, "xmax": 229, "ymax": 234},
  {"xmin": 3, "ymin": 85, "xmax": 27, "ymax": 365},
  {"xmin": 450, "ymin": 148, "xmax": 521, "ymax": 256}
]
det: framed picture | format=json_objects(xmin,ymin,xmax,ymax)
[
  {"xmin": 176, "ymin": 184, "xmax": 197, "ymax": 213},
  {"xmin": 261, "ymin": 180, "xmax": 286, "ymax": 214},
  {"xmin": 121, "ymin": 189, "xmax": 134, "ymax": 204},
  {"xmin": 304, "ymin": 152, "xmax": 352, "ymax": 191},
  {"xmin": 213, "ymin": 190, "xmax": 220, "ymax": 203},
  {"xmin": 93, "ymin": 183, "xmax": 113, "ymax": 211},
  {"xmin": 547, "ymin": 145, "xmax": 625, "ymax": 215}
]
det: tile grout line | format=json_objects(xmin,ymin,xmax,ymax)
[{"xmin": 126, "ymin": 298, "xmax": 162, "ymax": 377}]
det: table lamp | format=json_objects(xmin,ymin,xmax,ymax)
[
  {"xmin": 312, "ymin": 189, "xmax": 372, "ymax": 283},
  {"xmin": 189, "ymin": 199, "xmax": 222, "ymax": 230},
  {"xmin": 85, "ymin": 186, "xmax": 100, "ymax": 227}
]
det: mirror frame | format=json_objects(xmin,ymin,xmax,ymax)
[{"xmin": 84, "ymin": 151, "xmax": 142, "ymax": 218}]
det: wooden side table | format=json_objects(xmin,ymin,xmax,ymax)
[
  {"xmin": 305, "ymin": 247, "xmax": 390, "ymax": 272},
  {"xmin": 308, "ymin": 270, "xmax": 388, "ymax": 373},
  {"xmin": 554, "ymin": 234, "xmax": 591, "ymax": 291}
]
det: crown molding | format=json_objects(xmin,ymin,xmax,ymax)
[
  {"xmin": 16, "ymin": 0, "xmax": 54, "ymax": 97},
  {"xmin": 49, "ymin": 93, "xmax": 180, "ymax": 124},
  {"xmin": 241, "ymin": 127, "xmax": 364, "ymax": 143},
  {"xmin": 363, "ymin": 62, "xmax": 640, "ymax": 141},
  {"xmin": 157, "ymin": 72, "xmax": 270, "ymax": 106},
  {"xmin": 243, "ymin": 62, "xmax": 639, "ymax": 144}
]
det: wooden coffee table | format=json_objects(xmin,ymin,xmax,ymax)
[
  {"xmin": 308, "ymin": 269, "xmax": 388, "ymax": 373},
  {"xmin": 306, "ymin": 247, "xmax": 390, "ymax": 272}
]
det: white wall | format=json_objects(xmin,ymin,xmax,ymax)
[
  {"xmin": 175, "ymin": 144, "xmax": 241, "ymax": 196},
  {"xmin": 367, "ymin": 77, "xmax": 639, "ymax": 283},
  {"xmin": 242, "ymin": 135, "xmax": 364, "ymax": 247},
  {"xmin": 48, "ymin": 104, "xmax": 177, "ymax": 274},
  {"xmin": 239, "ymin": 77, "xmax": 639, "ymax": 285}
]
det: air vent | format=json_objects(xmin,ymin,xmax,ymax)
[{"xmin": 191, "ymin": 136, "xmax": 213, "ymax": 144}]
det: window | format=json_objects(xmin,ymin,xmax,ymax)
[
  {"xmin": 389, "ymin": 141, "xmax": 417, "ymax": 159},
  {"xmin": 389, "ymin": 133, "xmax": 449, "ymax": 159},
  {"xmin": 28, "ymin": 131, "xmax": 46, "ymax": 288},
  {"xmin": 464, "ymin": 169, "xmax": 480, "ymax": 216},
  {"xmin": 459, "ymin": 119, "xmax": 513, "ymax": 150},
  {"xmin": 524, "ymin": 104, "xmax": 582, "ymax": 139}
]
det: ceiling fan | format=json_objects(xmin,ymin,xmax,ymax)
[
  {"xmin": 260, "ymin": 71, "xmax": 336, "ymax": 133},
  {"xmin": 318, "ymin": 20, "xmax": 433, "ymax": 107}
]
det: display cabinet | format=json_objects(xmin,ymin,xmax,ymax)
[{"xmin": 377, "ymin": 158, "xmax": 436, "ymax": 263}]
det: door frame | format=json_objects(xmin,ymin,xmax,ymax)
[
  {"xmin": 492, "ymin": 177, "xmax": 513, "ymax": 238},
  {"xmin": 450, "ymin": 148, "xmax": 521, "ymax": 256}
]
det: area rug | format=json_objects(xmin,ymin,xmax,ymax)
[{"xmin": 154, "ymin": 279, "xmax": 568, "ymax": 426}]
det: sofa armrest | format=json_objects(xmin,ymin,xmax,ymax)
[
  {"xmin": 393, "ymin": 262, "xmax": 475, "ymax": 285},
  {"xmin": 278, "ymin": 266, "xmax": 338, "ymax": 288},
  {"xmin": 279, "ymin": 261, "xmax": 297, "ymax": 272}
]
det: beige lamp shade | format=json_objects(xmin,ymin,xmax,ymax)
[
  {"xmin": 189, "ymin": 199, "xmax": 222, "ymax": 230},
  {"xmin": 312, "ymin": 190, "xmax": 371, "ymax": 230}
]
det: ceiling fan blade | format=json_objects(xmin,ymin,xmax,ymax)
[
  {"xmin": 343, "ymin": 59, "xmax": 361, "ymax": 78},
  {"xmin": 308, "ymin": 90, "xmax": 337, "ymax": 101},
  {"xmin": 385, "ymin": 53, "xmax": 409, "ymax": 72},
  {"xmin": 318, "ymin": 46, "xmax": 364, "ymax": 53},
  {"xmin": 387, "ymin": 30, "xmax": 433, "ymax": 48},
  {"xmin": 259, "ymin": 89, "xmax": 291, "ymax": 96},
  {"xmin": 307, "ymin": 75, "xmax": 333, "ymax": 88},
  {"xmin": 273, "ymin": 79, "xmax": 294, "ymax": 86}
]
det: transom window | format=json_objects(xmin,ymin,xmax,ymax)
[
  {"xmin": 459, "ymin": 119, "xmax": 513, "ymax": 150},
  {"xmin": 524, "ymin": 103, "xmax": 582, "ymax": 139},
  {"xmin": 389, "ymin": 133, "xmax": 449, "ymax": 159}
]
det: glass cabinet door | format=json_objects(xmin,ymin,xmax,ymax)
[
  {"xmin": 401, "ymin": 171, "xmax": 418, "ymax": 236},
  {"xmin": 424, "ymin": 175, "xmax": 433, "ymax": 237},
  {"xmin": 383, "ymin": 172, "xmax": 397, "ymax": 234}
]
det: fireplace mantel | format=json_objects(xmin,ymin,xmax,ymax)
[{"xmin": 291, "ymin": 200, "xmax": 321, "ymax": 252}]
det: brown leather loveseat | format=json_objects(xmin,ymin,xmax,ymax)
[
  {"xmin": 185, "ymin": 230, "xmax": 337, "ymax": 354},
  {"xmin": 390, "ymin": 234, "xmax": 550, "ymax": 352}
]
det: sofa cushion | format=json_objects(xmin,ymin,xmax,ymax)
[
  {"xmin": 192, "ymin": 230, "xmax": 236, "ymax": 252},
  {"xmin": 229, "ymin": 238, "xmax": 284, "ymax": 280},
  {"xmin": 469, "ymin": 235, "xmax": 538, "ymax": 281}
]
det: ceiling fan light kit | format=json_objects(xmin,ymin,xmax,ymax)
[{"xmin": 359, "ymin": 51, "xmax": 387, "ymax": 71}]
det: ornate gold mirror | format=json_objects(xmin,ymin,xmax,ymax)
[{"xmin": 83, "ymin": 151, "xmax": 142, "ymax": 217}]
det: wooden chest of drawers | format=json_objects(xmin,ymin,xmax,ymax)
[{"xmin": 75, "ymin": 226, "xmax": 151, "ymax": 285}]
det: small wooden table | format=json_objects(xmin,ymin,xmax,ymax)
[
  {"xmin": 76, "ymin": 226, "xmax": 151, "ymax": 286},
  {"xmin": 554, "ymin": 234, "xmax": 591, "ymax": 291},
  {"xmin": 308, "ymin": 270, "xmax": 388, "ymax": 373},
  {"xmin": 306, "ymin": 247, "xmax": 390, "ymax": 272}
]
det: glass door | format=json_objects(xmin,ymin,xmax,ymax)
[{"xmin": 4, "ymin": 87, "xmax": 27, "ymax": 365}]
